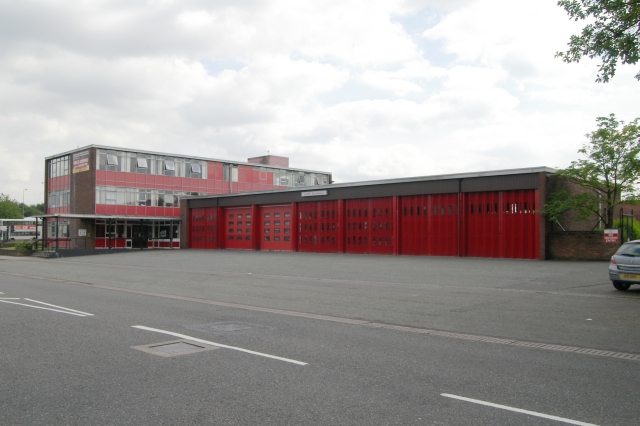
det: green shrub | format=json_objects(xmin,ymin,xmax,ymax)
[
  {"xmin": 13, "ymin": 241, "xmax": 33, "ymax": 251},
  {"xmin": 612, "ymin": 219, "xmax": 640, "ymax": 242}
]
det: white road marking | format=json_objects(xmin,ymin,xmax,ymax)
[
  {"xmin": 441, "ymin": 394, "xmax": 599, "ymax": 426},
  {"xmin": 132, "ymin": 325, "xmax": 307, "ymax": 366},
  {"xmin": 0, "ymin": 292, "xmax": 4, "ymax": 294},
  {"xmin": 0, "ymin": 299, "xmax": 86, "ymax": 317},
  {"xmin": 23, "ymin": 298, "xmax": 94, "ymax": 316},
  {"xmin": 0, "ymin": 298, "xmax": 21, "ymax": 300}
]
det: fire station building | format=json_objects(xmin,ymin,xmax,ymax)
[
  {"xmin": 40, "ymin": 145, "xmax": 331, "ymax": 250},
  {"xmin": 183, "ymin": 167, "xmax": 554, "ymax": 260}
]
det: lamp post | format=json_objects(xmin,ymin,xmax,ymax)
[{"xmin": 22, "ymin": 188, "xmax": 28, "ymax": 218}]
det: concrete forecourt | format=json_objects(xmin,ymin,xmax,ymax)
[{"xmin": 1, "ymin": 250, "xmax": 639, "ymax": 425}]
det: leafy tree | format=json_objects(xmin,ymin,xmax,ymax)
[
  {"xmin": 556, "ymin": 0, "xmax": 640, "ymax": 82},
  {"xmin": 0, "ymin": 194, "xmax": 22, "ymax": 219},
  {"xmin": 23, "ymin": 203, "xmax": 44, "ymax": 217},
  {"xmin": 544, "ymin": 113, "xmax": 640, "ymax": 228}
]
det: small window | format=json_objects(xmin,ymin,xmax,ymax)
[
  {"xmin": 284, "ymin": 220, "xmax": 290, "ymax": 226},
  {"xmin": 237, "ymin": 221, "xmax": 242, "ymax": 226},
  {"xmin": 264, "ymin": 236, "xmax": 270, "ymax": 241},
  {"xmin": 347, "ymin": 209, "xmax": 350, "ymax": 218},
  {"xmin": 284, "ymin": 228, "xmax": 290, "ymax": 233},
  {"xmin": 321, "ymin": 236, "xmax": 325, "ymax": 244},
  {"xmin": 332, "ymin": 236, "xmax": 335, "ymax": 244},
  {"xmin": 246, "ymin": 221, "xmax": 251, "ymax": 226},
  {"xmin": 265, "ymin": 221, "xmax": 270, "ymax": 226},
  {"xmin": 136, "ymin": 158, "xmax": 147, "ymax": 168},
  {"xmin": 321, "ymin": 210, "xmax": 325, "ymax": 218},
  {"xmin": 373, "ymin": 209, "xmax": 376, "ymax": 218},
  {"xmin": 229, "ymin": 229, "xmax": 234, "ymax": 233},
  {"xmin": 441, "ymin": 206, "xmax": 445, "ymax": 215},
  {"xmin": 470, "ymin": 204, "xmax": 474, "ymax": 214},
  {"xmin": 237, "ymin": 236, "xmax": 242, "ymax": 241},
  {"xmin": 264, "ymin": 213, "xmax": 271, "ymax": 218},
  {"xmin": 190, "ymin": 163, "xmax": 201, "ymax": 173},
  {"xmin": 246, "ymin": 229, "xmax": 250, "ymax": 233},
  {"xmin": 385, "ymin": 208, "xmax": 389, "ymax": 217},
  {"xmin": 264, "ymin": 229, "xmax": 270, "ymax": 233},
  {"xmin": 165, "ymin": 160, "xmax": 175, "ymax": 171},
  {"xmin": 448, "ymin": 205, "xmax": 453, "ymax": 215},
  {"xmin": 237, "ymin": 229, "xmax": 242, "ymax": 234},
  {"xmin": 347, "ymin": 223, "xmax": 351, "ymax": 231},
  {"xmin": 246, "ymin": 214, "xmax": 251, "ymax": 218},
  {"xmin": 321, "ymin": 223, "xmax": 325, "ymax": 231},
  {"xmin": 229, "ymin": 222, "xmax": 234, "ymax": 226},
  {"xmin": 284, "ymin": 212, "xmax": 290, "ymax": 217},
  {"xmin": 359, "ymin": 209, "xmax": 362, "ymax": 217},
  {"xmin": 246, "ymin": 236, "xmax": 251, "ymax": 241},
  {"xmin": 229, "ymin": 214, "xmax": 234, "ymax": 219},
  {"xmin": 274, "ymin": 220, "xmax": 280, "ymax": 225},
  {"xmin": 434, "ymin": 206, "xmax": 438, "ymax": 216},
  {"xmin": 229, "ymin": 236, "xmax": 234, "ymax": 240},
  {"xmin": 284, "ymin": 236, "xmax": 290, "ymax": 242},
  {"xmin": 274, "ymin": 229, "xmax": 280, "ymax": 233},
  {"xmin": 237, "ymin": 214, "xmax": 243, "ymax": 219},
  {"xmin": 274, "ymin": 212, "xmax": 281, "ymax": 218},
  {"xmin": 274, "ymin": 236, "xmax": 280, "ymax": 241}
]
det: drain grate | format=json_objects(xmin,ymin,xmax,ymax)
[{"xmin": 132, "ymin": 340, "xmax": 218, "ymax": 357}]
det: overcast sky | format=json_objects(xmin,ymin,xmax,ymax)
[{"xmin": 1, "ymin": 0, "xmax": 639, "ymax": 205}]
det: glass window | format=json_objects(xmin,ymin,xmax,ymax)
[
  {"xmin": 284, "ymin": 236, "xmax": 290, "ymax": 242},
  {"xmin": 190, "ymin": 163, "xmax": 201, "ymax": 173},
  {"xmin": 165, "ymin": 160, "xmax": 175, "ymax": 171},
  {"xmin": 264, "ymin": 236, "xmax": 270, "ymax": 241},
  {"xmin": 274, "ymin": 220, "xmax": 280, "ymax": 225},
  {"xmin": 106, "ymin": 154, "xmax": 118, "ymax": 166},
  {"xmin": 137, "ymin": 158, "xmax": 147, "ymax": 168},
  {"xmin": 284, "ymin": 212, "xmax": 290, "ymax": 217},
  {"xmin": 264, "ymin": 221, "xmax": 270, "ymax": 226},
  {"xmin": 274, "ymin": 236, "xmax": 280, "ymax": 241}
]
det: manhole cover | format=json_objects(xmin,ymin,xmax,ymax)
[{"xmin": 132, "ymin": 340, "xmax": 218, "ymax": 357}]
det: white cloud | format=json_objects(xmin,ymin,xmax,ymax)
[{"xmin": 0, "ymin": 0, "xmax": 639, "ymax": 205}]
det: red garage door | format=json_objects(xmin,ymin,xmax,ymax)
[
  {"xmin": 260, "ymin": 205, "xmax": 293, "ymax": 251},
  {"xmin": 345, "ymin": 198, "xmax": 395, "ymax": 255},
  {"xmin": 400, "ymin": 194, "xmax": 458, "ymax": 256},
  {"xmin": 224, "ymin": 207, "xmax": 253, "ymax": 250},
  {"xmin": 204, "ymin": 207, "xmax": 218, "ymax": 249},
  {"xmin": 465, "ymin": 190, "xmax": 539, "ymax": 259},
  {"xmin": 298, "ymin": 201, "xmax": 339, "ymax": 253}
]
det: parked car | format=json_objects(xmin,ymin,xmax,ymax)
[{"xmin": 609, "ymin": 240, "xmax": 640, "ymax": 290}]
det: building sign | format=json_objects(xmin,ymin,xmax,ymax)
[
  {"xmin": 78, "ymin": 229, "xmax": 86, "ymax": 237},
  {"xmin": 72, "ymin": 150, "xmax": 90, "ymax": 174},
  {"xmin": 301, "ymin": 190, "xmax": 328, "ymax": 197},
  {"xmin": 14, "ymin": 225, "xmax": 37, "ymax": 231},
  {"xmin": 604, "ymin": 229, "xmax": 619, "ymax": 243}
]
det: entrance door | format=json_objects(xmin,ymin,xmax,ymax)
[{"xmin": 131, "ymin": 224, "xmax": 148, "ymax": 249}]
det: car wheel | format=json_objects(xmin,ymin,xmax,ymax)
[{"xmin": 612, "ymin": 281, "xmax": 631, "ymax": 291}]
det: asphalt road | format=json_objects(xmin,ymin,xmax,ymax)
[{"xmin": 1, "ymin": 251, "xmax": 639, "ymax": 425}]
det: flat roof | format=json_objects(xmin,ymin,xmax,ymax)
[
  {"xmin": 45, "ymin": 144, "xmax": 332, "ymax": 175},
  {"xmin": 33, "ymin": 213, "xmax": 180, "ymax": 221},
  {"xmin": 183, "ymin": 166, "xmax": 556, "ymax": 201}
]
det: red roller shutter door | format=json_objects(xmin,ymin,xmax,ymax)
[
  {"xmin": 317, "ymin": 201, "xmax": 340, "ymax": 253},
  {"xmin": 260, "ymin": 205, "xmax": 294, "ymax": 251},
  {"xmin": 465, "ymin": 192, "xmax": 500, "ymax": 258},
  {"xmin": 345, "ymin": 199, "xmax": 369, "ymax": 254},
  {"xmin": 429, "ymin": 194, "xmax": 459, "ymax": 256},
  {"xmin": 224, "ymin": 207, "xmax": 253, "ymax": 250}
]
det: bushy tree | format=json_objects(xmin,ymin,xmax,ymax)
[
  {"xmin": 544, "ymin": 114, "xmax": 640, "ymax": 228},
  {"xmin": 0, "ymin": 194, "xmax": 22, "ymax": 219},
  {"xmin": 556, "ymin": 0, "xmax": 640, "ymax": 82}
]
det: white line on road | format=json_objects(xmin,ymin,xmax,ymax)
[
  {"xmin": 132, "ymin": 325, "xmax": 307, "ymax": 366},
  {"xmin": 0, "ymin": 299, "xmax": 87, "ymax": 316},
  {"xmin": 23, "ymin": 298, "xmax": 94, "ymax": 316},
  {"xmin": 0, "ymin": 298, "xmax": 21, "ymax": 299},
  {"xmin": 441, "ymin": 394, "xmax": 599, "ymax": 426}
]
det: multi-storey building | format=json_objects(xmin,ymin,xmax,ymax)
[{"xmin": 42, "ymin": 145, "xmax": 331, "ymax": 250}]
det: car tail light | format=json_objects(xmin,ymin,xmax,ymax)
[{"xmin": 610, "ymin": 257, "xmax": 617, "ymax": 265}]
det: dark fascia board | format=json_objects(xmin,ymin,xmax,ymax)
[
  {"xmin": 33, "ymin": 213, "xmax": 179, "ymax": 221},
  {"xmin": 186, "ymin": 167, "xmax": 554, "ymax": 209},
  {"xmin": 44, "ymin": 144, "xmax": 332, "ymax": 175}
]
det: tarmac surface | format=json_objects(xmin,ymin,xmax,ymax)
[{"xmin": 1, "ymin": 250, "xmax": 639, "ymax": 425}]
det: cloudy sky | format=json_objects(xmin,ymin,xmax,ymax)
[{"xmin": 1, "ymin": 0, "xmax": 639, "ymax": 205}]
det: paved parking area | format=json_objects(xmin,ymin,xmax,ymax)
[
  {"xmin": 2, "ymin": 250, "xmax": 639, "ymax": 353},
  {"xmin": 1, "ymin": 251, "xmax": 640, "ymax": 425}
]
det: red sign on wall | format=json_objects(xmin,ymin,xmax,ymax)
[{"xmin": 604, "ymin": 229, "xmax": 619, "ymax": 243}]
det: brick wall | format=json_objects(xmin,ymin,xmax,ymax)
[{"xmin": 548, "ymin": 231, "xmax": 619, "ymax": 260}]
